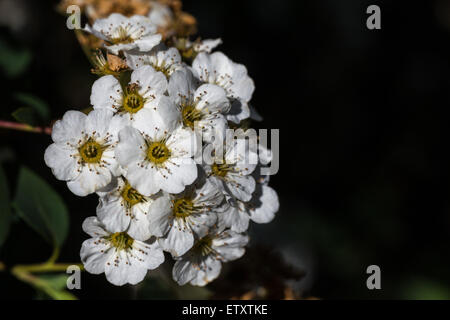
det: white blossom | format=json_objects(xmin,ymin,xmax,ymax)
[
  {"xmin": 80, "ymin": 216, "xmax": 164, "ymax": 286},
  {"xmin": 148, "ymin": 1, "xmax": 173, "ymax": 29},
  {"xmin": 44, "ymin": 110, "xmax": 127, "ymax": 196},
  {"xmin": 168, "ymin": 68, "xmax": 230, "ymax": 142},
  {"xmin": 96, "ymin": 176, "xmax": 156, "ymax": 241},
  {"xmin": 90, "ymin": 65, "xmax": 167, "ymax": 124},
  {"xmin": 219, "ymin": 183, "xmax": 279, "ymax": 233},
  {"xmin": 192, "ymin": 52, "xmax": 255, "ymax": 123},
  {"xmin": 124, "ymin": 46, "xmax": 184, "ymax": 77},
  {"xmin": 172, "ymin": 228, "xmax": 248, "ymax": 286},
  {"xmin": 147, "ymin": 176, "xmax": 224, "ymax": 257},
  {"xmin": 205, "ymin": 138, "xmax": 258, "ymax": 202},
  {"xmin": 115, "ymin": 96, "xmax": 198, "ymax": 196},
  {"xmin": 84, "ymin": 13, "xmax": 162, "ymax": 54}
]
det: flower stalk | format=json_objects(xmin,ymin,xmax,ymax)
[{"xmin": 0, "ymin": 120, "xmax": 52, "ymax": 135}]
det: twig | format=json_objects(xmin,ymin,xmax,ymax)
[{"xmin": 0, "ymin": 120, "xmax": 52, "ymax": 135}]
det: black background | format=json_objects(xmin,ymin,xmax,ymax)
[{"xmin": 1, "ymin": 0, "xmax": 450, "ymax": 299}]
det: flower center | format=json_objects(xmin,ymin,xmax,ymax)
[
  {"xmin": 211, "ymin": 162, "xmax": 230, "ymax": 178},
  {"xmin": 123, "ymin": 84, "xmax": 145, "ymax": 114},
  {"xmin": 108, "ymin": 232, "xmax": 134, "ymax": 251},
  {"xmin": 111, "ymin": 26, "xmax": 134, "ymax": 44},
  {"xmin": 146, "ymin": 142, "xmax": 171, "ymax": 164},
  {"xmin": 121, "ymin": 182, "xmax": 144, "ymax": 207},
  {"xmin": 182, "ymin": 105, "xmax": 203, "ymax": 129},
  {"xmin": 152, "ymin": 64, "xmax": 172, "ymax": 78},
  {"xmin": 78, "ymin": 139, "xmax": 104, "ymax": 164},
  {"xmin": 193, "ymin": 236, "xmax": 214, "ymax": 256},
  {"xmin": 173, "ymin": 198, "xmax": 194, "ymax": 218}
]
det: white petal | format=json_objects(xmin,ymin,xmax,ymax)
[
  {"xmin": 44, "ymin": 143, "xmax": 79, "ymax": 181},
  {"xmin": 80, "ymin": 238, "xmax": 112, "ymax": 274},
  {"xmin": 104, "ymin": 250, "xmax": 147, "ymax": 286},
  {"xmin": 90, "ymin": 75, "xmax": 122, "ymax": 111},
  {"xmin": 116, "ymin": 126, "xmax": 146, "ymax": 166},
  {"xmin": 225, "ymin": 174, "xmax": 255, "ymax": 202},
  {"xmin": 189, "ymin": 212, "xmax": 217, "ymax": 238},
  {"xmin": 132, "ymin": 97, "xmax": 181, "ymax": 141},
  {"xmin": 166, "ymin": 127, "xmax": 198, "ymax": 158},
  {"xmin": 213, "ymin": 231, "xmax": 248, "ymax": 261},
  {"xmin": 159, "ymin": 222, "xmax": 194, "ymax": 257},
  {"xmin": 156, "ymin": 157, "xmax": 198, "ymax": 194},
  {"xmin": 226, "ymin": 99, "xmax": 251, "ymax": 123},
  {"xmin": 85, "ymin": 109, "xmax": 114, "ymax": 137},
  {"xmin": 172, "ymin": 258, "xmax": 198, "ymax": 285},
  {"xmin": 190, "ymin": 256, "xmax": 222, "ymax": 286},
  {"xmin": 131, "ymin": 65, "xmax": 167, "ymax": 99},
  {"xmin": 134, "ymin": 35, "xmax": 163, "ymax": 52},
  {"xmin": 147, "ymin": 195, "xmax": 172, "ymax": 237},
  {"xmin": 51, "ymin": 111, "xmax": 86, "ymax": 144},
  {"xmin": 82, "ymin": 216, "xmax": 109, "ymax": 237},
  {"xmin": 194, "ymin": 84, "xmax": 230, "ymax": 113},
  {"xmin": 96, "ymin": 195, "xmax": 130, "ymax": 233},
  {"xmin": 168, "ymin": 68, "xmax": 197, "ymax": 105},
  {"xmin": 67, "ymin": 166, "xmax": 112, "ymax": 196},
  {"xmin": 249, "ymin": 185, "xmax": 279, "ymax": 224}
]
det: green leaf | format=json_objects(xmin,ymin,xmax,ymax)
[
  {"xmin": 0, "ymin": 38, "xmax": 32, "ymax": 78},
  {"xmin": 11, "ymin": 107, "xmax": 38, "ymax": 126},
  {"xmin": 0, "ymin": 165, "xmax": 11, "ymax": 249},
  {"xmin": 14, "ymin": 92, "xmax": 50, "ymax": 121},
  {"xmin": 35, "ymin": 274, "xmax": 78, "ymax": 300},
  {"xmin": 13, "ymin": 167, "xmax": 69, "ymax": 247}
]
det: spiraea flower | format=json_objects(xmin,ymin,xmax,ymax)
[
  {"xmin": 44, "ymin": 7, "xmax": 279, "ymax": 288},
  {"xmin": 115, "ymin": 96, "xmax": 198, "ymax": 196},
  {"xmin": 44, "ymin": 109, "xmax": 127, "ymax": 196},
  {"xmin": 192, "ymin": 52, "xmax": 255, "ymax": 123},
  {"xmin": 147, "ymin": 176, "xmax": 223, "ymax": 257},
  {"xmin": 220, "ymin": 183, "xmax": 279, "ymax": 233},
  {"xmin": 205, "ymin": 139, "xmax": 258, "ymax": 202},
  {"xmin": 96, "ymin": 176, "xmax": 156, "ymax": 241},
  {"xmin": 124, "ymin": 46, "xmax": 184, "ymax": 77},
  {"xmin": 84, "ymin": 13, "xmax": 162, "ymax": 54},
  {"xmin": 172, "ymin": 228, "xmax": 249, "ymax": 286},
  {"xmin": 91, "ymin": 65, "xmax": 167, "ymax": 123},
  {"xmin": 168, "ymin": 68, "xmax": 230, "ymax": 142},
  {"xmin": 80, "ymin": 217, "xmax": 164, "ymax": 286}
]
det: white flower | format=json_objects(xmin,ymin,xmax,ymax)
[
  {"xmin": 147, "ymin": 176, "xmax": 223, "ymax": 257},
  {"xmin": 219, "ymin": 183, "xmax": 279, "ymax": 233},
  {"xmin": 192, "ymin": 39, "xmax": 222, "ymax": 54},
  {"xmin": 96, "ymin": 176, "xmax": 156, "ymax": 241},
  {"xmin": 168, "ymin": 68, "xmax": 230, "ymax": 142},
  {"xmin": 205, "ymin": 139, "xmax": 258, "ymax": 202},
  {"xmin": 172, "ymin": 228, "xmax": 249, "ymax": 286},
  {"xmin": 84, "ymin": 13, "xmax": 162, "ymax": 54},
  {"xmin": 44, "ymin": 110, "xmax": 127, "ymax": 196},
  {"xmin": 90, "ymin": 65, "xmax": 167, "ymax": 124},
  {"xmin": 80, "ymin": 217, "xmax": 164, "ymax": 286},
  {"xmin": 124, "ymin": 47, "xmax": 184, "ymax": 77},
  {"xmin": 192, "ymin": 52, "xmax": 255, "ymax": 123},
  {"xmin": 148, "ymin": 1, "xmax": 173, "ymax": 29},
  {"xmin": 115, "ymin": 96, "xmax": 198, "ymax": 196}
]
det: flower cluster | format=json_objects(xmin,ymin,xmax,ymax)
[{"xmin": 45, "ymin": 11, "xmax": 279, "ymax": 286}]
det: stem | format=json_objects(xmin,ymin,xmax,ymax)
[{"xmin": 0, "ymin": 120, "xmax": 51, "ymax": 135}]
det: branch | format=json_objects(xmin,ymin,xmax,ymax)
[{"xmin": 0, "ymin": 120, "xmax": 52, "ymax": 135}]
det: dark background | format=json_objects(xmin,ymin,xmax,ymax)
[{"xmin": 1, "ymin": 0, "xmax": 450, "ymax": 299}]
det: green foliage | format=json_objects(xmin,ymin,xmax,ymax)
[
  {"xmin": 35, "ymin": 274, "xmax": 77, "ymax": 300},
  {"xmin": 0, "ymin": 38, "xmax": 32, "ymax": 78},
  {"xmin": 0, "ymin": 165, "xmax": 11, "ymax": 249},
  {"xmin": 400, "ymin": 278, "xmax": 450, "ymax": 300},
  {"xmin": 13, "ymin": 167, "xmax": 69, "ymax": 248},
  {"xmin": 11, "ymin": 93, "xmax": 50, "ymax": 126}
]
